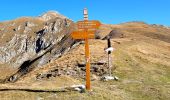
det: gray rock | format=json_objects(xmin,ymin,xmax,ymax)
[{"xmin": 0, "ymin": 11, "xmax": 76, "ymax": 71}]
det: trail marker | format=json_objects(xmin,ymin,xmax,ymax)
[
  {"xmin": 71, "ymin": 8, "xmax": 101, "ymax": 90},
  {"xmin": 77, "ymin": 20, "xmax": 101, "ymax": 29},
  {"xmin": 71, "ymin": 30, "xmax": 95, "ymax": 39}
]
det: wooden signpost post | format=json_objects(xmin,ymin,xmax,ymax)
[{"xmin": 71, "ymin": 8, "xmax": 101, "ymax": 90}]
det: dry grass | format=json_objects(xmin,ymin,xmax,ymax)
[{"xmin": 0, "ymin": 21, "xmax": 170, "ymax": 99}]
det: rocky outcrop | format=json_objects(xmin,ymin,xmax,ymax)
[
  {"xmin": 39, "ymin": 11, "xmax": 68, "ymax": 21},
  {"xmin": 0, "ymin": 11, "xmax": 78, "ymax": 82}
]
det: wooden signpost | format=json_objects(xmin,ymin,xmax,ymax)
[{"xmin": 71, "ymin": 8, "xmax": 101, "ymax": 90}]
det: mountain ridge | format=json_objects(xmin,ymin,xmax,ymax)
[{"xmin": 0, "ymin": 11, "xmax": 170, "ymax": 100}]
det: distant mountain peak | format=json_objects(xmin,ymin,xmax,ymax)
[{"xmin": 40, "ymin": 11, "xmax": 67, "ymax": 21}]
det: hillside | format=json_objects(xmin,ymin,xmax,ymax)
[{"xmin": 0, "ymin": 12, "xmax": 170, "ymax": 100}]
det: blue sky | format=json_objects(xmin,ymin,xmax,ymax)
[{"xmin": 0, "ymin": 0, "xmax": 169, "ymax": 26}]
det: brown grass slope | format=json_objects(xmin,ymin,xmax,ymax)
[{"xmin": 0, "ymin": 21, "xmax": 170, "ymax": 100}]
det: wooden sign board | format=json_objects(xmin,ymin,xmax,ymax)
[
  {"xmin": 71, "ymin": 30, "xmax": 95, "ymax": 39},
  {"xmin": 77, "ymin": 20, "xmax": 101, "ymax": 29}
]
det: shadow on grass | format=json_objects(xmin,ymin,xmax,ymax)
[{"xmin": 0, "ymin": 88, "xmax": 66, "ymax": 93}]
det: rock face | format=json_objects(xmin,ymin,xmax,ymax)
[{"xmin": 0, "ymin": 11, "xmax": 78, "ymax": 82}]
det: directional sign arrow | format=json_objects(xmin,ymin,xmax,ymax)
[
  {"xmin": 77, "ymin": 20, "xmax": 101, "ymax": 29},
  {"xmin": 71, "ymin": 30, "xmax": 96, "ymax": 39}
]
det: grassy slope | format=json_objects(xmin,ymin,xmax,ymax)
[{"xmin": 0, "ymin": 22, "xmax": 170, "ymax": 100}]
